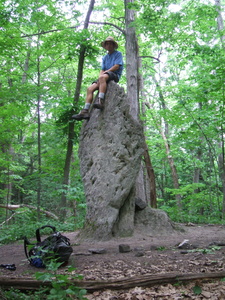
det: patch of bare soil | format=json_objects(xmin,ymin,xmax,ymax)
[{"xmin": 1, "ymin": 223, "xmax": 225, "ymax": 299}]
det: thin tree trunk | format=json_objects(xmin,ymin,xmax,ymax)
[
  {"xmin": 140, "ymin": 60, "xmax": 157, "ymax": 207},
  {"xmin": 60, "ymin": 0, "xmax": 96, "ymax": 220},
  {"xmin": 219, "ymin": 127, "xmax": 225, "ymax": 218},
  {"xmin": 124, "ymin": 0, "xmax": 139, "ymax": 119},
  {"xmin": 2, "ymin": 72, "xmax": 13, "ymax": 222},
  {"xmin": 159, "ymin": 122, "xmax": 182, "ymax": 208},
  {"xmin": 143, "ymin": 142, "xmax": 157, "ymax": 208},
  {"xmin": 22, "ymin": 42, "xmax": 31, "ymax": 83},
  {"xmin": 193, "ymin": 144, "xmax": 203, "ymax": 214},
  {"xmin": 37, "ymin": 39, "xmax": 41, "ymax": 220},
  {"xmin": 152, "ymin": 78, "xmax": 182, "ymax": 207},
  {"xmin": 60, "ymin": 121, "xmax": 75, "ymax": 219},
  {"xmin": 215, "ymin": 0, "xmax": 225, "ymax": 46},
  {"xmin": 192, "ymin": 149, "xmax": 201, "ymax": 186},
  {"xmin": 193, "ymin": 103, "xmax": 203, "ymax": 193},
  {"xmin": 146, "ymin": 107, "xmax": 182, "ymax": 208}
]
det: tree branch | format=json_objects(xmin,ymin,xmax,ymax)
[
  {"xmin": 0, "ymin": 211, "xmax": 24, "ymax": 226},
  {"xmin": 139, "ymin": 55, "xmax": 161, "ymax": 62},
  {"xmin": 0, "ymin": 204, "xmax": 59, "ymax": 221},
  {"xmin": 89, "ymin": 21, "xmax": 125, "ymax": 34},
  {"xmin": 20, "ymin": 26, "xmax": 79, "ymax": 38},
  {"xmin": 20, "ymin": 21, "xmax": 125, "ymax": 39},
  {"xmin": 1, "ymin": 271, "xmax": 225, "ymax": 291}
]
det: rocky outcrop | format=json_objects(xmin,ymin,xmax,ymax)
[{"xmin": 78, "ymin": 81, "xmax": 144, "ymax": 240}]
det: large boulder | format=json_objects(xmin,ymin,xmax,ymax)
[
  {"xmin": 78, "ymin": 81, "xmax": 144, "ymax": 240},
  {"xmin": 134, "ymin": 207, "xmax": 177, "ymax": 235}
]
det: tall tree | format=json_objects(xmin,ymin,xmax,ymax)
[
  {"xmin": 60, "ymin": 0, "xmax": 96, "ymax": 220},
  {"xmin": 124, "ymin": 0, "xmax": 139, "ymax": 119},
  {"xmin": 124, "ymin": 0, "xmax": 158, "ymax": 208}
]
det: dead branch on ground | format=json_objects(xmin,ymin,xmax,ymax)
[{"xmin": 1, "ymin": 271, "xmax": 225, "ymax": 292}]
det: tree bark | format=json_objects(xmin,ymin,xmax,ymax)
[
  {"xmin": 143, "ymin": 142, "xmax": 157, "ymax": 208},
  {"xmin": 215, "ymin": 0, "xmax": 225, "ymax": 46},
  {"xmin": 125, "ymin": 0, "xmax": 150, "ymax": 209},
  {"xmin": 124, "ymin": 0, "xmax": 139, "ymax": 120},
  {"xmin": 140, "ymin": 60, "xmax": 157, "ymax": 207},
  {"xmin": 124, "ymin": 0, "xmax": 151, "ymax": 231},
  {"xmin": 37, "ymin": 38, "xmax": 41, "ymax": 220}
]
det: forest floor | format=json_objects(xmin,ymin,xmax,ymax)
[{"xmin": 1, "ymin": 223, "xmax": 225, "ymax": 299}]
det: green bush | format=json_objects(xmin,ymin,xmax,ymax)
[{"xmin": 0, "ymin": 208, "xmax": 83, "ymax": 245}]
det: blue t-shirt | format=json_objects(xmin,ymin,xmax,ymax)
[{"xmin": 101, "ymin": 50, "xmax": 123, "ymax": 80}]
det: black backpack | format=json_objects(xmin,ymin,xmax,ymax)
[{"xmin": 24, "ymin": 225, "xmax": 73, "ymax": 268}]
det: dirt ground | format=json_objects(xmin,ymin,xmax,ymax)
[{"xmin": 1, "ymin": 223, "xmax": 225, "ymax": 299}]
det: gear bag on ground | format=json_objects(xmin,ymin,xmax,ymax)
[{"xmin": 24, "ymin": 225, "xmax": 73, "ymax": 268}]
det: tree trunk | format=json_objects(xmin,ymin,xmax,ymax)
[
  {"xmin": 140, "ymin": 60, "xmax": 157, "ymax": 207},
  {"xmin": 143, "ymin": 142, "xmax": 157, "ymax": 208},
  {"xmin": 124, "ymin": 0, "xmax": 139, "ymax": 120},
  {"xmin": 37, "ymin": 37, "xmax": 42, "ymax": 220},
  {"xmin": 60, "ymin": 0, "xmax": 95, "ymax": 220},
  {"xmin": 160, "ymin": 125, "xmax": 182, "ymax": 208},
  {"xmin": 125, "ymin": 0, "xmax": 149, "ymax": 209},
  {"xmin": 152, "ymin": 78, "xmax": 182, "ymax": 208},
  {"xmin": 218, "ymin": 132, "xmax": 225, "ymax": 218},
  {"xmin": 215, "ymin": 0, "xmax": 225, "ymax": 46},
  {"xmin": 22, "ymin": 41, "xmax": 31, "ymax": 84}
]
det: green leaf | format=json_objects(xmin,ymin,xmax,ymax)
[{"xmin": 193, "ymin": 285, "xmax": 202, "ymax": 295}]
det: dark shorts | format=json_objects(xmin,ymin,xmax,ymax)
[
  {"xmin": 105, "ymin": 71, "xmax": 119, "ymax": 83},
  {"xmin": 92, "ymin": 71, "xmax": 119, "ymax": 85}
]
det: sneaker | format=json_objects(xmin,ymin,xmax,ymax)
[
  {"xmin": 93, "ymin": 98, "xmax": 104, "ymax": 110},
  {"xmin": 72, "ymin": 109, "xmax": 90, "ymax": 121}
]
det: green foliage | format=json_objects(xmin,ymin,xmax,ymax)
[
  {"xmin": 0, "ymin": 209, "xmax": 82, "ymax": 245},
  {"xmin": 126, "ymin": 2, "xmax": 140, "ymax": 11},
  {"xmin": 158, "ymin": 182, "xmax": 223, "ymax": 223},
  {"xmin": 156, "ymin": 246, "xmax": 167, "ymax": 251},
  {"xmin": 1, "ymin": 288, "xmax": 41, "ymax": 300},
  {"xmin": 193, "ymin": 284, "xmax": 202, "ymax": 295},
  {"xmin": 34, "ymin": 262, "xmax": 87, "ymax": 300},
  {"xmin": 139, "ymin": 0, "xmax": 225, "ymax": 223},
  {"xmin": 183, "ymin": 246, "xmax": 221, "ymax": 255}
]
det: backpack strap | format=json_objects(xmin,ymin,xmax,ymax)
[
  {"xmin": 24, "ymin": 237, "xmax": 32, "ymax": 262},
  {"xmin": 36, "ymin": 225, "xmax": 57, "ymax": 242}
]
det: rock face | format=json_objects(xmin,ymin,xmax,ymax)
[{"xmin": 78, "ymin": 81, "xmax": 144, "ymax": 240}]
